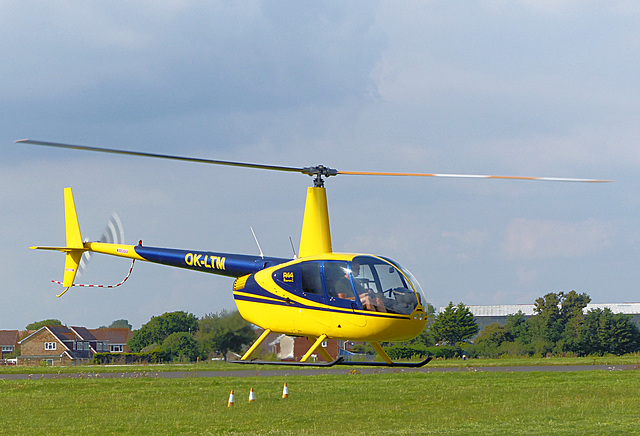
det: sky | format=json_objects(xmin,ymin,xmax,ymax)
[{"xmin": 2, "ymin": 1, "xmax": 640, "ymax": 330}]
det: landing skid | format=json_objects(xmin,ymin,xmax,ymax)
[
  {"xmin": 336, "ymin": 355, "xmax": 432, "ymax": 368},
  {"xmin": 231, "ymin": 357, "xmax": 345, "ymax": 367},
  {"xmin": 230, "ymin": 355, "xmax": 432, "ymax": 368}
]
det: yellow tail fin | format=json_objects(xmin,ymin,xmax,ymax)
[
  {"xmin": 64, "ymin": 187, "xmax": 83, "ymax": 249},
  {"xmin": 60, "ymin": 188, "xmax": 84, "ymax": 291},
  {"xmin": 30, "ymin": 188, "xmax": 86, "ymax": 295}
]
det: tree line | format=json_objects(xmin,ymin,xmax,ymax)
[
  {"xmin": 123, "ymin": 310, "xmax": 256, "ymax": 362},
  {"xmin": 25, "ymin": 290, "xmax": 640, "ymax": 362},
  {"xmin": 22, "ymin": 312, "xmax": 257, "ymax": 363},
  {"xmin": 410, "ymin": 291, "xmax": 640, "ymax": 358}
]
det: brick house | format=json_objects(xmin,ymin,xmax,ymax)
[
  {"xmin": 0, "ymin": 330, "xmax": 19, "ymax": 358},
  {"xmin": 18, "ymin": 325, "xmax": 109, "ymax": 366},
  {"xmin": 89, "ymin": 328, "xmax": 133, "ymax": 353},
  {"xmin": 268, "ymin": 333, "xmax": 342, "ymax": 362}
]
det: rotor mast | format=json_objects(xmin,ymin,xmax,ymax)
[{"xmin": 298, "ymin": 186, "xmax": 333, "ymax": 257}]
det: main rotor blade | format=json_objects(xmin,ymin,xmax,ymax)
[
  {"xmin": 17, "ymin": 139, "xmax": 611, "ymax": 183},
  {"xmin": 337, "ymin": 170, "xmax": 612, "ymax": 183},
  {"xmin": 15, "ymin": 139, "xmax": 304, "ymax": 174}
]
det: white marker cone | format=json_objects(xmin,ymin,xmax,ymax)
[
  {"xmin": 228, "ymin": 390, "xmax": 235, "ymax": 407},
  {"xmin": 282, "ymin": 382, "xmax": 289, "ymax": 399},
  {"xmin": 249, "ymin": 387, "xmax": 256, "ymax": 402}
]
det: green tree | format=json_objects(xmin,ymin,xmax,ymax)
[
  {"xmin": 108, "ymin": 319, "xmax": 133, "ymax": 330},
  {"xmin": 474, "ymin": 323, "xmax": 513, "ymax": 358},
  {"xmin": 25, "ymin": 319, "xmax": 62, "ymax": 330},
  {"xmin": 528, "ymin": 292, "xmax": 564, "ymax": 354},
  {"xmin": 196, "ymin": 310, "xmax": 255, "ymax": 361},
  {"xmin": 162, "ymin": 332, "xmax": 198, "ymax": 362},
  {"xmin": 560, "ymin": 291, "xmax": 591, "ymax": 353},
  {"xmin": 98, "ymin": 319, "xmax": 133, "ymax": 330},
  {"xmin": 531, "ymin": 292, "xmax": 563, "ymax": 342},
  {"xmin": 431, "ymin": 302, "xmax": 479, "ymax": 345},
  {"xmin": 505, "ymin": 311, "xmax": 530, "ymax": 342},
  {"xmin": 579, "ymin": 308, "xmax": 640, "ymax": 356},
  {"xmin": 528, "ymin": 291, "xmax": 591, "ymax": 354},
  {"xmin": 129, "ymin": 311, "xmax": 199, "ymax": 352}
]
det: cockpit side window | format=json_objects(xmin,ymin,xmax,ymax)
[{"xmin": 300, "ymin": 262, "xmax": 324, "ymax": 296}]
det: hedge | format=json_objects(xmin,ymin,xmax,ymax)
[
  {"xmin": 384, "ymin": 344, "xmax": 462, "ymax": 360},
  {"xmin": 92, "ymin": 350, "xmax": 167, "ymax": 365}
]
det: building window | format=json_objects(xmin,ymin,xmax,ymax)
[
  {"xmin": 45, "ymin": 342, "xmax": 56, "ymax": 351},
  {"xmin": 2, "ymin": 346, "xmax": 13, "ymax": 352},
  {"xmin": 111, "ymin": 344, "xmax": 123, "ymax": 352}
]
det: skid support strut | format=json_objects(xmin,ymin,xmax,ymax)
[{"xmin": 240, "ymin": 328, "xmax": 271, "ymax": 361}]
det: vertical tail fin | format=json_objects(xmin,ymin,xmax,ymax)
[
  {"xmin": 64, "ymin": 187, "xmax": 83, "ymax": 249},
  {"xmin": 32, "ymin": 188, "xmax": 139, "ymax": 297},
  {"xmin": 61, "ymin": 188, "xmax": 84, "ymax": 291}
]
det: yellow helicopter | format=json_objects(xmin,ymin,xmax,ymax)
[{"xmin": 16, "ymin": 139, "xmax": 610, "ymax": 367}]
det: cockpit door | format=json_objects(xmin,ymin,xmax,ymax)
[{"xmin": 323, "ymin": 261, "xmax": 366, "ymax": 327}]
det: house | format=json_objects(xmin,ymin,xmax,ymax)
[
  {"xmin": 89, "ymin": 328, "xmax": 133, "ymax": 353},
  {"xmin": 0, "ymin": 330, "xmax": 19, "ymax": 358},
  {"xmin": 268, "ymin": 333, "xmax": 343, "ymax": 362},
  {"xmin": 18, "ymin": 325, "xmax": 109, "ymax": 366}
]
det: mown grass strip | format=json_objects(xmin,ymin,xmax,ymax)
[
  {"xmin": 1, "ymin": 354, "xmax": 639, "ymax": 375},
  {"xmin": 1, "ymin": 369, "xmax": 640, "ymax": 434}
]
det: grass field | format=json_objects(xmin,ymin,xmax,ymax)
[
  {"xmin": 1, "ymin": 354, "xmax": 639, "ymax": 374},
  {"xmin": 2, "ymin": 368, "xmax": 640, "ymax": 435}
]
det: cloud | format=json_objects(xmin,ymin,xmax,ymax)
[
  {"xmin": 441, "ymin": 229, "xmax": 489, "ymax": 260},
  {"xmin": 2, "ymin": 2, "xmax": 384, "ymax": 124},
  {"xmin": 502, "ymin": 218, "xmax": 613, "ymax": 260}
]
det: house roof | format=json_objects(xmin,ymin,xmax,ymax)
[
  {"xmin": 89, "ymin": 328, "xmax": 133, "ymax": 344},
  {"xmin": 68, "ymin": 326, "xmax": 97, "ymax": 341},
  {"xmin": 19, "ymin": 325, "xmax": 97, "ymax": 347},
  {"xmin": 0, "ymin": 330, "xmax": 19, "ymax": 346}
]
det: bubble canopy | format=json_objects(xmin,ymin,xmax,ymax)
[{"xmin": 349, "ymin": 255, "xmax": 425, "ymax": 315}]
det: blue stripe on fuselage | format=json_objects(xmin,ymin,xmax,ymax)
[{"xmin": 134, "ymin": 245, "xmax": 289, "ymax": 278}]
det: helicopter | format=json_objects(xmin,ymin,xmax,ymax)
[{"xmin": 16, "ymin": 139, "xmax": 610, "ymax": 367}]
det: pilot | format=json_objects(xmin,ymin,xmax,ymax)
[{"xmin": 354, "ymin": 262, "xmax": 387, "ymax": 313}]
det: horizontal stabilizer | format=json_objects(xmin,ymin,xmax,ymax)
[{"xmin": 30, "ymin": 246, "xmax": 85, "ymax": 253}]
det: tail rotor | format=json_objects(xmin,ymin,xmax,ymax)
[{"xmin": 78, "ymin": 213, "xmax": 125, "ymax": 276}]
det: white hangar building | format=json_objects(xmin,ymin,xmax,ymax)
[{"xmin": 457, "ymin": 303, "xmax": 640, "ymax": 330}]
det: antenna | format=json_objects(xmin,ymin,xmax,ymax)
[
  {"xmin": 250, "ymin": 226, "xmax": 264, "ymax": 259},
  {"xmin": 289, "ymin": 237, "xmax": 298, "ymax": 259}
]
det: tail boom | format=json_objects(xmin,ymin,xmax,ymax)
[{"xmin": 32, "ymin": 188, "xmax": 291, "ymax": 295}]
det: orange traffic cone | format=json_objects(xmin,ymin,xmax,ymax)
[
  {"xmin": 228, "ymin": 390, "xmax": 235, "ymax": 407},
  {"xmin": 282, "ymin": 382, "xmax": 289, "ymax": 399},
  {"xmin": 249, "ymin": 387, "xmax": 256, "ymax": 403}
]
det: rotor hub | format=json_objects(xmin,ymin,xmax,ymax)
[{"xmin": 302, "ymin": 165, "xmax": 338, "ymax": 187}]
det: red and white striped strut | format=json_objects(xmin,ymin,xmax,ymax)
[{"xmin": 52, "ymin": 259, "xmax": 135, "ymax": 297}]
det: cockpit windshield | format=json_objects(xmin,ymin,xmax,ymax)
[{"xmin": 350, "ymin": 256, "xmax": 424, "ymax": 315}]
